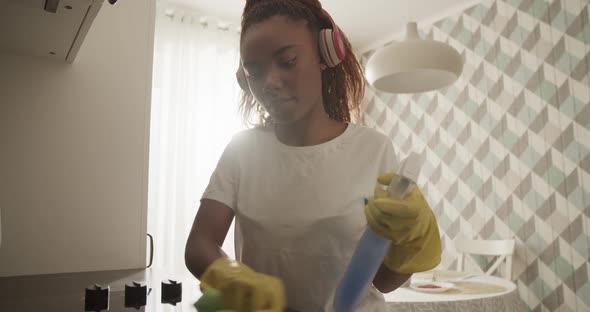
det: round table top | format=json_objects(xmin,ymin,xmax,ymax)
[{"xmin": 384, "ymin": 273, "xmax": 517, "ymax": 303}]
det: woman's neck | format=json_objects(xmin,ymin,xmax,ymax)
[{"xmin": 274, "ymin": 109, "xmax": 347, "ymax": 147}]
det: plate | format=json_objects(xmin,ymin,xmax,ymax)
[
  {"xmin": 410, "ymin": 281, "xmax": 454, "ymax": 293},
  {"xmin": 413, "ymin": 270, "xmax": 471, "ymax": 281}
]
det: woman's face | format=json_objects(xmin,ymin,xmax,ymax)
[{"xmin": 240, "ymin": 15, "xmax": 325, "ymax": 124}]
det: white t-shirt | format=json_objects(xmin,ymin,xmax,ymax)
[{"xmin": 202, "ymin": 123, "xmax": 400, "ymax": 312}]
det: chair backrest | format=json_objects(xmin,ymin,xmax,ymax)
[{"xmin": 455, "ymin": 237, "xmax": 515, "ymax": 280}]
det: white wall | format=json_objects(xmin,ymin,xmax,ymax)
[{"xmin": 0, "ymin": 0, "xmax": 155, "ymax": 276}]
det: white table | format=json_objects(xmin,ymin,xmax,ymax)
[{"xmin": 384, "ymin": 274, "xmax": 522, "ymax": 312}]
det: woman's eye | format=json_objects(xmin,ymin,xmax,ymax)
[{"xmin": 281, "ymin": 57, "xmax": 297, "ymax": 67}]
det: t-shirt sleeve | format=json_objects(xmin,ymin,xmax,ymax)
[{"xmin": 201, "ymin": 138, "xmax": 240, "ymax": 211}]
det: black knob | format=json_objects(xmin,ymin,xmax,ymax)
[
  {"xmin": 125, "ymin": 281, "xmax": 148, "ymax": 309},
  {"xmin": 84, "ymin": 284, "xmax": 109, "ymax": 311},
  {"xmin": 161, "ymin": 280, "xmax": 182, "ymax": 305}
]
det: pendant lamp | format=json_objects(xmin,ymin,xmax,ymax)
[{"xmin": 365, "ymin": 22, "xmax": 463, "ymax": 94}]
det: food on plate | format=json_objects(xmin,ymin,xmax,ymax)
[{"xmin": 417, "ymin": 284, "xmax": 442, "ymax": 289}]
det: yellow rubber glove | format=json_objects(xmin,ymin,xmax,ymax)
[
  {"xmin": 200, "ymin": 257, "xmax": 286, "ymax": 312},
  {"xmin": 364, "ymin": 173, "xmax": 442, "ymax": 274}
]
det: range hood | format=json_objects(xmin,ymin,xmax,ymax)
[{"xmin": 0, "ymin": 0, "xmax": 107, "ymax": 63}]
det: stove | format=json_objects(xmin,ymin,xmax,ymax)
[{"xmin": 0, "ymin": 268, "xmax": 203, "ymax": 312}]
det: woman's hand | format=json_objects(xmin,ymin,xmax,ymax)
[
  {"xmin": 200, "ymin": 257, "xmax": 286, "ymax": 312},
  {"xmin": 364, "ymin": 173, "xmax": 442, "ymax": 274}
]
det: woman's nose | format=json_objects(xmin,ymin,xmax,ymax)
[{"xmin": 262, "ymin": 67, "xmax": 283, "ymax": 94}]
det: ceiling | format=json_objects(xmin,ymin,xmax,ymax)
[{"xmin": 168, "ymin": 0, "xmax": 481, "ymax": 53}]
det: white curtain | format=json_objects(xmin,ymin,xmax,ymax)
[{"xmin": 148, "ymin": 4, "xmax": 243, "ymax": 277}]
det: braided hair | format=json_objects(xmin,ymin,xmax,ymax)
[{"xmin": 239, "ymin": 0, "xmax": 365, "ymax": 126}]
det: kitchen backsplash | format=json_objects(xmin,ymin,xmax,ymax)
[{"xmin": 360, "ymin": 0, "xmax": 590, "ymax": 310}]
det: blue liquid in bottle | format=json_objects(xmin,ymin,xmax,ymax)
[
  {"xmin": 333, "ymin": 226, "xmax": 391, "ymax": 312},
  {"xmin": 333, "ymin": 153, "xmax": 420, "ymax": 312}
]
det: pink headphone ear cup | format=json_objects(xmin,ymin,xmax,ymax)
[
  {"xmin": 236, "ymin": 65, "xmax": 250, "ymax": 94},
  {"xmin": 318, "ymin": 29, "xmax": 332, "ymax": 67},
  {"xmin": 319, "ymin": 28, "xmax": 345, "ymax": 68},
  {"xmin": 331, "ymin": 29, "xmax": 346, "ymax": 60}
]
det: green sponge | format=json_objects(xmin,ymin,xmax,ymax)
[{"xmin": 194, "ymin": 288, "xmax": 229, "ymax": 312}]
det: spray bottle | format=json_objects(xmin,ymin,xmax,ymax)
[{"xmin": 333, "ymin": 152, "xmax": 421, "ymax": 312}]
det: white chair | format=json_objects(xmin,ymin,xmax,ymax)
[{"xmin": 454, "ymin": 237, "xmax": 515, "ymax": 280}]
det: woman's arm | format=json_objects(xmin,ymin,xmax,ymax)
[
  {"xmin": 372, "ymin": 263, "xmax": 412, "ymax": 293},
  {"xmin": 185, "ymin": 199, "xmax": 234, "ymax": 279}
]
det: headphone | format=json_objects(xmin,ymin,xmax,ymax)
[
  {"xmin": 318, "ymin": 9, "xmax": 346, "ymax": 68},
  {"xmin": 237, "ymin": 7, "xmax": 346, "ymax": 93}
]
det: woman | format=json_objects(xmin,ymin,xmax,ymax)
[{"xmin": 185, "ymin": 0, "xmax": 442, "ymax": 311}]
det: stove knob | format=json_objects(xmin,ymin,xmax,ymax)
[
  {"xmin": 125, "ymin": 281, "xmax": 148, "ymax": 309},
  {"xmin": 84, "ymin": 284, "xmax": 109, "ymax": 311},
  {"xmin": 161, "ymin": 280, "xmax": 182, "ymax": 305}
]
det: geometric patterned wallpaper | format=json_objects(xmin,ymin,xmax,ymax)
[{"xmin": 360, "ymin": 0, "xmax": 590, "ymax": 310}]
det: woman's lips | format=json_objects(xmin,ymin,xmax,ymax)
[
  {"xmin": 268, "ymin": 98, "xmax": 295, "ymax": 112},
  {"xmin": 271, "ymin": 98, "xmax": 294, "ymax": 105}
]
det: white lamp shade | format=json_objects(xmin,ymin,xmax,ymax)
[{"xmin": 365, "ymin": 22, "xmax": 464, "ymax": 94}]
